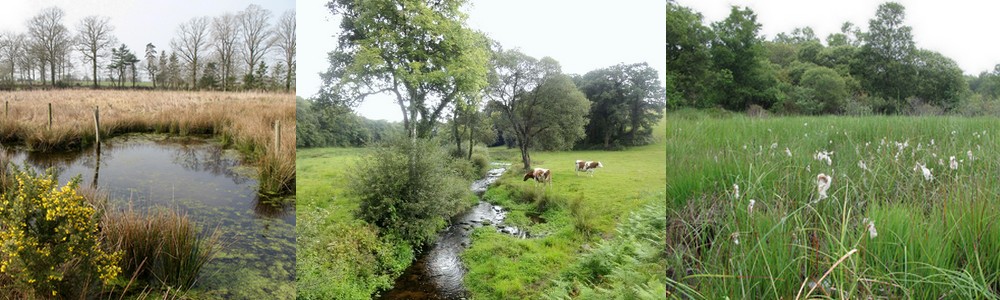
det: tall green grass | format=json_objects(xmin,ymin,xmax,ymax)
[{"xmin": 668, "ymin": 111, "xmax": 1000, "ymax": 298}]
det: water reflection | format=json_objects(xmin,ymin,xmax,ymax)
[{"xmin": 2, "ymin": 134, "xmax": 295, "ymax": 297}]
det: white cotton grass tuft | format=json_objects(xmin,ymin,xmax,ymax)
[
  {"xmin": 748, "ymin": 199, "xmax": 755, "ymax": 215},
  {"xmin": 816, "ymin": 173, "xmax": 832, "ymax": 201},
  {"xmin": 858, "ymin": 160, "xmax": 868, "ymax": 171},
  {"xmin": 733, "ymin": 184, "xmax": 740, "ymax": 200},
  {"xmin": 914, "ymin": 163, "xmax": 934, "ymax": 181},
  {"xmin": 771, "ymin": 142, "xmax": 778, "ymax": 149},
  {"xmin": 968, "ymin": 150, "xmax": 974, "ymax": 161},
  {"xmin": 950, "ymin": 156, "xmax": 958, "ymax": 170},
  {"xmin": 866, "ymin": 220, "xmax": 878, "ymax": 239},
  {"xmin": 731, "ymin": 232, "xmax": 740, "ymax": 245},
  {"xmin": 785, "ymin": 147, "xmax": 793, "ymax": 157},
  {"xmin": 814, "ymin": 150, "xmax": 833, "ymax": 166}
]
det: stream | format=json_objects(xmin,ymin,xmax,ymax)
[
  {"xmin": 2, "ymin": 134, "xmax": 295, "ymax": 298},
  {"xmin": 380, "ymin": 162, "xmax": 527, "ymax": 300}
]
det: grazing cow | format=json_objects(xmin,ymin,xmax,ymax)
[
  {"xmin": 575, "ymin": 160, "xmax": 604, "ymax": 177},
  {"xmin": 523, "ymin": 168, "xmax": 552, "ymax": 186}
]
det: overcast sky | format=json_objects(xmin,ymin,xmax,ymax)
[
  {"xmin": 675, "ymin": 0, "xmax": 1000, "ymax": 76},
  {"xmin": 0, "ymin": 0, "xmax": 294, "ymax": 79},
  {"xmin": 297, "ymin": 0, "xmax": 666, "ymax": 122}
]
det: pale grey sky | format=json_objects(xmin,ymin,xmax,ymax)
[
  {"xmin": 297, "ymin": 0, "xmax": 666, "ymax": 122},
  {"xmin": 0, "ymin": 0, "xmax": 294, "ymax": 80},
  {"xmin": 676, "ymin": 0, "xmax": 1000, "ymax": 76}
]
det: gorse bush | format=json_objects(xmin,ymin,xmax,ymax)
[
  {"xmin": 0, "ymin": 167, "xmax": 121, "ymax": 297},
  {"xmin": 349, "ymin": 137, "xmax": 472, "ymax": 247}
]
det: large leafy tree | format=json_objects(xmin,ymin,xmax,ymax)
[
  {"xmin": 708, "ymin": 6, "xmax": 779, "ymax": 111},
  {"xmin": 912, "ymin": 49, "xmax": 968, "ymax": 108},
  {"xmin": 486, "ymin": 50, "xmax": 589, "ymax": 169},
  {"xmin": 323, "ymin": 0, "xmax": 489, "ymax": 139},
  {"xmin": 666, "ymin": 0, "xmax": 712, "ymax": 108},
  {"xmin": 799, "ymin": 66, "xmax": 847, "ymax": 114},
  {"xmin": 855, "ymin": 2, "xmax": 917, "ymax": 112},
  {"xmin": 578, "ymin": 63, "xmax": 665, "ymax": 148}
]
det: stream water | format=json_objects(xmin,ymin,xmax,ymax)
[
  {"xmin": 380, "ymin": 162, "xmax": 527, "ymax": 300},
  {"xmin": 3, "ymin": 134, "xmax": 295, "ymax": 299}
]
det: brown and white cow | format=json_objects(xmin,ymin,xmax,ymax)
[
  {"xmin": 523, "ymin": 168, "xmax": 552, "ymax": 186},
  {"xmin": 575, "ymin": 160, "xmax": 604, "ymax": 177}
]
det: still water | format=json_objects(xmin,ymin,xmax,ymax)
[{"xmin": 5, "ymin": 134, "xmax": 295, "ymax": 299}]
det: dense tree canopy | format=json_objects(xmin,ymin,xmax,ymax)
[
  {"xmin": 667, "ymin": 1, "xmax": 993, "ymax": 116},
  {"xmin": 324, "ymin": 0, "xmax": 489, "ymax": 139},
  {"xmin": 707, "ymin": 6, "xmax": 779, "ymax": 111},
  {"xmin": 578, "ymin": 62, "xmax": 665, "ymax": 148}
]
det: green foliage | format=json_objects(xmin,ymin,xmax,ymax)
[
  {"xmin": 666, "ymin": 0, "xmax": 713, "ymax": 109},
  {"xmin": 0, "ymin": 167, "xmax": 121, "ymax": 297},
  {"xmin": 544, "ymin": 200, "xmax": 666, "ymax": 300},
  {"xmin": 856, "ymin": 2, "xmax": 918, "ymax": 110},
  {"xmin": 799, "ymin": 66, "xmax": 847, "ymax": 114},
  {"xmin": 325, "ymin": 0, "xmax": 489, "ymax": 138},
  {"xmin": 349, "ymin": 137, "xmax": 473, "ymax": 247},
  {"xmin": 578, "ymin": 62, "xmax": 666, "ymax": 148},
  {"xmin": 297, "ymin": 148, "xmax": 416, "ymax": 299},
  {"xmin": 708, "ymin": 6, "xmax": 780, "ymax": 111},
  {"xmin": 487, "ymin": 50, "xmax": 590, "ymax": 168},
  {"xmin": 296, "ymin": 97, "xmax": 401, "ymax": 148},
  {"xmin": 669, "ymin": 2, "xmax": 974, "ymax": 115},
  {"xmin": 463, "ymin": 117, "xmax": 666, "ymax": 299}
]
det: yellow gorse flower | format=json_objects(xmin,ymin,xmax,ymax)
[{"xmin": 0, "ymin": 168, "xmax": 122, "ymax": 295}]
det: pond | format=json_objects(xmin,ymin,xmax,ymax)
[{"xmin": 4, "ymin": 134, "xmax": 295, "ymax": 299}]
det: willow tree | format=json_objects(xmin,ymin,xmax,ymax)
[{"xmin": 323, "ymin": 0, "xmax": 489, "ymax": 139}]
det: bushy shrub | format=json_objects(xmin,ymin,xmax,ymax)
[
  {"xmin": 349, "ymin": 137, "xmax": 472, "ymax": 246},
  {"xmin": 0, "ymin": 167, "xmax": 121, "ymax": 297}
]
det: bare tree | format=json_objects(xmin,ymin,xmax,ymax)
[
  {"xmin": 273, "ymin": 10, "xmax": 295, "ymax": 92},
  {"xmin": 171, "ymin": 16, "xmax": 210, "ymax": 90},
  {"xmin": 211, "ymin": 13, "xmax": 239, "ymax": 91},
  {"xmin": 0, "ymin": 32, "xmax": 25, "ymax": 84},
  {"xmin": 238, "ymin": 4, "xmax": 272, "ymax": 85},
  {"xmin": 26, "ymin": 7, "xmax": 71, "ymax": 86},
  {"xmin": 75, "ymin": 15, "xmax": 116, "ymax": 88}
]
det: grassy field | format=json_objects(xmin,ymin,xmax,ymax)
[
  {"xmin": 461, "ymin": 118, "xmax": 666, "ymax": 299},
  {"xmin": 296, "ymin": 118, "xmax": 666, "ymax": 299},
  {"xmin": 0, "ymin": 90, "xmax": 295, "ymax": 194},
  {"xmin": 667, "ymin": 110, "xmax": 1000, "ymax": 298},
  {"xmin": 296, "ymin": 147, "xmax": 416, "ymax": 299}
]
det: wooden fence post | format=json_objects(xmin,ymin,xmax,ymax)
[
  {"xmin": 274, "ymin": 120, "xmax": 281, "ymax": 152},
  {"xmin": 94, "ymin": 106, "xmax": 100, "ymax": 146},
  {"xmin": 47, "ymin": 103, "xmax": 52, "ymax": 130}
]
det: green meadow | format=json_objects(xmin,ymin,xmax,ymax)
[
  {"xmin": 667, "ymin": 110, "xmax": 1000, "ymax": 298},
  {"xmin": 296, "ymin": 118, "xmax": 666, "ymax": 299}
]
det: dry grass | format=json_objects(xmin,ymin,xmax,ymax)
[
  {"xmin": 102, "ymin": 206, "xmax": 223, "ymax": 292},
  {"xmin": 0, "ymin": 90, "xmax": 295, "ymax": 194}
]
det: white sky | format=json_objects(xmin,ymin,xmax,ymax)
[
  {"xmin": 675, "ymin": 0, "xmax": 1000, "ymax": 76},
  {"xmin": 0, "ymin": 0, "xmax": 295, "ymax": 80},
  {"xmin": 297, "ymin": 0, "xmax": 666, "ymax": 122}
]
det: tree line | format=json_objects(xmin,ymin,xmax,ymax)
[
  {"xmin": 300, "ymin": 0, "xmax": 665, "ymax": 170},
  {"xmin": 667, "ymin": 1, "xmax": 1000, "ymax": 116},
  {"xmin": 0, "ymin": 5, "xmax": 295, "ymax": 92}
]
